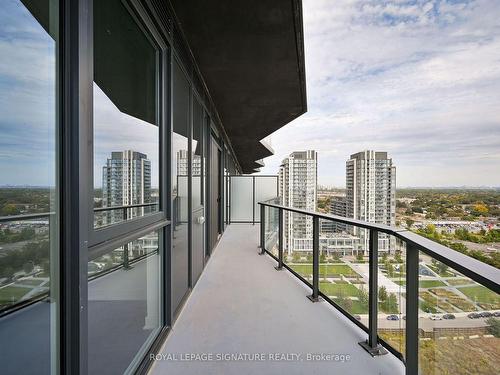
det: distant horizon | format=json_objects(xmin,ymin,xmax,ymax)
[
  {"xmin": 1, "ymin": 184, "xmax": 498, "ymax": 191},
  {"xmin": 257, "ymin": 0, "xmax": 500, "ymax": 187}
]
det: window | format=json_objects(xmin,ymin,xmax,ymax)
[
  {"xmin": 0, "ymin": 1, "xmax": 59, "ymax": 373},
  {"xmin": 93, "ymin": 0, "xmax": 160, "ymax": 229}
]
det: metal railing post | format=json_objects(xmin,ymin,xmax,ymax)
[
  {"xmin": 259, "ymin": 204, "xmax": 266, "ymax": 255},
  {"xmin": 406, "ymin": 244, "xmax": 419, "ymax": 375},
  {"xmin": 122, "ymin": 207, "xmax": 131, "ymax": 270},
  {"xmin": 307, "ymin": 216, "xmax": 321, "ymax": 302},
  {"xmin": 275, "ymin": 208, "xmax": 284, "ymax": 270},
  {"xmin": 252, "ymin": 176, "xmax": 256, "ymax": 225},
  {"xmin": 359, "ymin": 229, "xmax": 387, "ymax": 355}
]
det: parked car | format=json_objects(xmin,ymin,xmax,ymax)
[
  {"xmin": 402, "ymin": 315, "xmax": 406, "ymax": 320},
  {"xmin": 442, "ymin": 314, "xmax": 455, "ymax": 320},
  {"xmin": 387, "ymin": 315, "xmax": 399, "ymax": 321},
  {"xmin": 479, "ymin": 311, "xmax": 492, "ymax": 318},
  {"xmin": 354, "ymin": 315, "xmax": 361, "ymax": 321},
  {"xmin": 430, "ymin": 315, "xmax": 442, "ymax": 321},
  {"xmin": 467, "ymin": 313, "xmax": 480, "ymax": 319},
  {"xmin": 493, "ymin": 311, "xmax": 500, "ymax": 317}
]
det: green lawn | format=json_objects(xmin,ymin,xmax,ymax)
[
  {"xmin": 15, "ymin": 279, "xmax": 45, "ymax": 287},
  {"xmin": 447, "ymin": 278, "xmax": 473, "ymax": 286},
  {"xmin": 319, "ymin": 281, "xmax": 360, "ymax": 297},
  {"xmin": 419, "ymin": 280, "xmax": 446, "ymax": 288},
  {"xmin": 458, "ymin": 285, "xmax": 500, "ymax": 308},
  {"xmin": 0, "ymin": 285, "xmax": 31, "ymax": 306},
  {"xmin": 289, "ymin": 263, "xmax": 359, "ymax": 278},
  {"xmin": 342, "ymin": 300, "xmax": 368, "ymax": 314}
]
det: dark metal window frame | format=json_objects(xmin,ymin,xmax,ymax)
[
  {"xmin": 18, "ymin": 0, "xmax": 253, "ymax": 372},
  {"xmin": 87, "ymin": 0, "xmax": 170, "ymax": 249},
  {"xmin": 58, "ymin": 0, "xmax": 174, "ymax": 373}
]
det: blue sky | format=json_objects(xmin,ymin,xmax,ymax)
[
  {"xmin": 258, "ymin": 0, "xmax": 500, "ymax": 187},
  {"xmin": 0, "ymin": 1, "xmax": 56, "ymax": 186},
  {"xmin": 1, "ymin": 0, "xmax": 499, "ymax": 188}
]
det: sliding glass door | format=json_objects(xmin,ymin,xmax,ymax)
[{"xmin": 88, "ymin": 1, "xmax": 167, "ymax": 373}]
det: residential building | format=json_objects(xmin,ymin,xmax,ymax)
[
  {"xmin": 1, "ymin": 2, "xmax": 497, "ymax": 375},
  {"xmin": 278, "ymin": 150, "xmax": 317, "ymax": 253},
  {"xmin": 102, "ymin": 150, "xmax": 152, "ymax": 225},
  {"xmin": 346, "ymin": 150, "xmax": 396, "ymax": 253},
  {"xmin": 330, "ymin": 195, "xmax": 348, "ymax": 233}
]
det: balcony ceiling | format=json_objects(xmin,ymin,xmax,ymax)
[{"xmin": 171, "ymin": 0, "xmax": 307, "ymax": 174}]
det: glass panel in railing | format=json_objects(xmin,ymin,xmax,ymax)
[
  {"xmin": 418, "ymin": 250, "xmax": 500, "ymax": 374},
  {"xmin": 230, "ymin": 176, "xmax": 253, "ymax": 222},
  {"xmin": 88, "ymin": 230, "xmax": 161, "ymax": 374},
  {"xmin": 284, "ymin": 212, "xmax": 312, "ymax": 286},
  {"xmin": 0, "ymin": 217, "xmax": 52, "ymax": 310},
  {"xmin": 378, "ymin": 234, "xmax": 406, "ymax": 356},
  {"xmin": 264, "ymin": 206, "xmax": 279, "ymax": 256},
  {"xmin": 254, "ymin": 176, "xmax": 278, "ymax": 222},
  {"xmin": 319, "ymin": 219, "xmax": 368, "ymax": 325}
]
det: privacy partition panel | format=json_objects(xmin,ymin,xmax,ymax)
[{"xmin": 229, "ymin": 176, "xmax": 278, "ymax": 223}]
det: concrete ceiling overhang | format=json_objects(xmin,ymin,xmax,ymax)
[{"xmin": 171, "ymin": 0, "xmax": 307, "ymax": 174}]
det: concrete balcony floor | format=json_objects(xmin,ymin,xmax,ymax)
[{"xmin": 150, "ymin": 224, "xmax": 404, "ymax": 375}]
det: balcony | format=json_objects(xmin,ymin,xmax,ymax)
[
  {"xmin": 149, "ymin": 224, "xmax": 404, "ymax": 375},
  {"xmin": 1, "ymin": 186, "xmax": 499, "ymax": 375}
]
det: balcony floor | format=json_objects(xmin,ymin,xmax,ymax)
[{"xmin": 150, "ymin": 224, "xmax": 404, "ymax": 375}]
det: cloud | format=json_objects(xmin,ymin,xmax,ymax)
[{"xmin": 259, "ymin": 0, "xmax": 500, "ymax": 187}]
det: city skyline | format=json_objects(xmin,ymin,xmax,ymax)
[{"xmin": 2, "ymin": 1, "xmax": 500, "ymax": 188}]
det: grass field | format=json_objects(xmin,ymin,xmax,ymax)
[
  {"xmin": 289, "ymin": 263, "xmax": 359, "ymax": 278},
  {"xmin": 447, "ymin": 278, "xmax": 473, "ymax": 286},
  {"xmin": 0, "ymin": 285, "xmax": 30, "ymax": 306},
  {"xmin": 339, "ymin": 300, "xmax": 368, "ymax": 314},
  {"xmin": 15, "ymin": 278, "xmax": 45, "ymax": 287},
  {"xmin": 319, "ymin": 281, "xmax": 360, "ymax": 297},
  {"xmin": 458, "ymin": 285, "xmax": 500, "ymax": 309},
  {"xmin": 419, "ymin": 280, "xmax": 446, "ymax": 288},
  {"xmin": 420, "ymin": 291, "xmax": 457, "ymax": 313}
]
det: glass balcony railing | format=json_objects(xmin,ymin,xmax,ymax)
[
  {"xmin": 258, "ymin": 199, "xmax": 500, "ymax": 374},
  {"xmin": 0, "ymin": 202, "xmax": 159, "ymax": 315}
]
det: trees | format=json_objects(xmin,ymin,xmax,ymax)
[
  {"xmin": 1, "ymin": 203, "xmax": 19, "ymax": 216},
  {"xmin": 386, "ymin": 293, "xmax": 398, "ymax": 313},
  {"xmin": 405, "ymin": 218, "xmax": 414, "ymax": 229},
  {"xmin": 356, "ymin": 252, "xmax": 364, "ymax": 262},
  {"xmin": 385, "ymin": 261, "xmax": 394, "ymax": 277},
  {"xmin": 486, "ymin": 317, "xmax": 500, "ymax": 338},
  {"xmin": 436, "ymin": 261, "xmax": 449, "ymax": 276},
  {"xmin": 379, "ymin": 286, "xmax": 388, "ymax": 302}
]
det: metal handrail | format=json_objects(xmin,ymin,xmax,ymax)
[
  {"xmin": 0, "ymin": 248, "xmax": 159, "ymax": 318},
  {"xmin": 258, "ymin": 200, "xmax": 500, "ymax": 374},
  {"xmin": 259, "ymin": 201, "xmax": 500, "ymax": 292},
  {"xmin": 0, "ymin": 202, "xmax": 159, "ymax": 223}
]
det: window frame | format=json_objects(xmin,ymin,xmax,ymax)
[{"xmin": 87, "ymin": 0, "xmax": 170, "ymax": 250}]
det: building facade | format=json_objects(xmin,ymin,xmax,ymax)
[
  {"xmin": 102, "ymin": 150, "xmax": 152, "ymax": 224},
  {"xmin": 346, "ymin": 151, "xmax": 396, "ymax": 253},
  {"xmin": 278, "ymin": 150, "xmax": 317, "ymax": 253},
  {"xmin": 330, "ymin": 196, "xmax": 348, "ymax": 233}
]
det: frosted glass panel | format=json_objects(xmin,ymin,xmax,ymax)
[
  {"xmin": 254, "ymin": 177, "xmax": 278, "ymax": 222},
  {"xmin": 230, "ymin": 177, "xmax": 253, "ymax": 221}
]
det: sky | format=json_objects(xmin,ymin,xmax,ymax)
[
  {"xmin": 1, "ymin": 0, "xmax": 499, "ymax": 188},
  {"xmin": 258, "ymin": 0, "xmax": 500, "ymax": 187}
]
